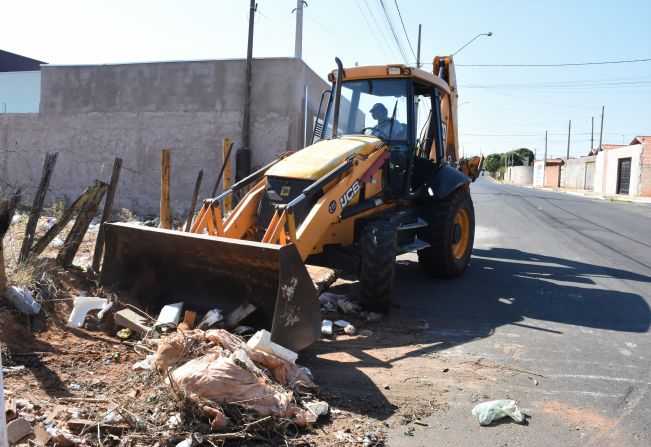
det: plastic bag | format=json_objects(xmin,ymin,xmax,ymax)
[
  {"xmin": 471, "ymin": 399, "xmax": 524, "ymax": 425},
  {"xmin": 5, "ymin": 286, "xmax": 41, "ymax": 315}
]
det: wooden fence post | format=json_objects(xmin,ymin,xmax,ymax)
[
  {"xmin": 19, "ymin": 152, "xmax": 58, "ymax": 263},
  {"xmin": 223, "ymin": 138, "xmax": 234, "ymax": 213},
  {"xmin": 56, "ymin": 181, "xmax": 108, "ymax": 266},
  {"xmin": 92, "ymin": 158, "xmax": 122, "ymax": 272},
  {"xmin": 0, "ymin": 188, "xmax": 22, "ymax": 291},
  {"xmin": 29, "ymin": 180, "xmax": 105, "ymax": 258},
  {"xmin": 160, "ymin": 149, "xmax": 171, "ymax": 229},
  {"xmin": 184, "ymin": 170, "xmax": 203, "ymax": 232}
]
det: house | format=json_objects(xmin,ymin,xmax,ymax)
[
  {"xmin": 0, "ymin": 49, "xmax": 46, "ymax": 112},
  {"xmin": 593, "ymin": 136, "xmax": 651, "ymax": 196}
]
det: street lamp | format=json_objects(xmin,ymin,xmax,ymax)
[{"xmin": 452, "ymin": 32, "xmax": 493, "ymax": 56}]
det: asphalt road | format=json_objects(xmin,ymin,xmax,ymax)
[{"xmin": 387, "ymin": 177, "xmax": 651, "ymax": 446}]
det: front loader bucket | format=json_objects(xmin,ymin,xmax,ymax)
[{"xmin": 100, "ymin": 223, "xmax": 321, "ymax": 351}]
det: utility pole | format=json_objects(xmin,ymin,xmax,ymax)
[
  {"xmin": 238, "ymin": 0, "xmax": 257, "ymax": 180},
  {"xmin": 598, "ymin": 106, "xmax": 605, "ymax": 151},
  {"xmin": 543, "ymin": 131, "xmax": 548, "ymax": 186},
  {"xmin": 294, "ymin": 0, "xmax": 306, "ymax": 59},
  {"xmin": 591, "ymin": 116, "xmax": 594, "ymax": 152},
  {"xmin": 566, "ymin": 119, "xmax": 571, "ymax": 159},
  {"xmin": 416, "ymin": 24, "xmax": 422, "ymax": 68}
]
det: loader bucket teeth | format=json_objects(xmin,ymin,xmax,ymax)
[{"xmin": 100, "ymin": 222, "xmax": 321, "ymax": 351}]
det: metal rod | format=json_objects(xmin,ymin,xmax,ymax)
[{"xmin": 213, "ymin": 156, "xmax": 282, "ymax": 203}]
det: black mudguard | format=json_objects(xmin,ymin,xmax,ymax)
[{"xmin": 420, "ymin": 164, "xmax": 471, "ymax": 200}]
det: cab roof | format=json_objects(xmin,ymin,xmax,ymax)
[{"xmin": 328, "ymin": 64, "xmax": 450, "ymax": 95}]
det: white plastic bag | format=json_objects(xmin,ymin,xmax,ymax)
[
  {"xmin": 471, "ymin": 399, "xmax": 524, "ymax": 425},
  {"xmin": 6, "ymin": 286, "xmax": 41, "ymax": 315}
]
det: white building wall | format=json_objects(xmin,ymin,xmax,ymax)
[
  {"xmin": 533, "ymin": 160, "xmax": 544, "ymax": 187},
  {"xmin": 594, "ymin": 144, "xmax": 642, "ymax": 195}
]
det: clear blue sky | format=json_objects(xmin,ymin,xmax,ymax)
[{"xmin": 2, "ymin": 0, "xmax": 650, "ymax": 158}]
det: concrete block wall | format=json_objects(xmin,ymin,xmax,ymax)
[
  {"xmin": 506, "ymin": 165, "xmax": 533, "ymax": 185},
  {"xmin": 0, "ymin": 58, "xmax": 329, "ymax": 214},
  {"xmin": 563, "ymin": 156, "xmax": 595, "ymax": 190}
]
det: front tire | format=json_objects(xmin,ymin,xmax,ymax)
[
  {"xmin": 359, "ymin": 221, "xmax": 397, "ymax": 314},
  {"xmin": 417, "ymin": 187, "xmax": 475, "ymax": 278}
]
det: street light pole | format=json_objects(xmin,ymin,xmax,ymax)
[{"xmin": 452, "ymin": 31, "xmax": 493, "ymax": 56}]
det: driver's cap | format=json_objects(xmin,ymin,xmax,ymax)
[{"xmin": 370, "ymin": 103, "xmax": 387, "ymax": 114}]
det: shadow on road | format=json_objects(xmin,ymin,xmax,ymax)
[{"xmin": 302, "ymin": 247, "xmax": 651, "ymax": 420}]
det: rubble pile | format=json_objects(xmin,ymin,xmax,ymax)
[
  {"xmin": 1, "ymin": 321, "xmax": 329, "ymax": 446},
  {"xmin": 1, "ymin": 211, "xmax": 387, "ymax": 446}
]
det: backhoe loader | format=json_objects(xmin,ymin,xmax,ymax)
[{"xmin": 100, "ymin": 55, "xmax": 483, "ymax": 351}]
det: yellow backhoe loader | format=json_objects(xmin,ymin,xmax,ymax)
[{"xmin": 100, "ymin": 56, "xmax": 483, "ymax": 351}]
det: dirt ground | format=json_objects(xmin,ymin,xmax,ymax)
[{"xmin": 0, "ymin": 213, "xmax": 523, "ymax": 446}]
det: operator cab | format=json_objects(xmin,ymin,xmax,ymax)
[{"xmin": 315, "ymin": 69, "xmax": 448, "ymax": 199}]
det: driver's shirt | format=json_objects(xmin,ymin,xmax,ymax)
[{"xmin": 371, "ymin": 119, "xmax": 405, "ymax": 140}]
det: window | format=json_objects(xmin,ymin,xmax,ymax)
[{"xmin": 323, "ymin": 78, "xmax": 409, "ymax": 141}]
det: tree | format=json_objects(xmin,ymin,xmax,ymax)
[
  {"xmin": 484, "ymin": 153, "xmax": 502, "ymax": 174},
  {"xmin": 514, "ymin": 148, "xmax": 535, "ymax": 166}
]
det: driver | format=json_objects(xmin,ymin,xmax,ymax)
[{"xmin": 369, "ymin": 103, "xmax": 405, "ymax": 139}]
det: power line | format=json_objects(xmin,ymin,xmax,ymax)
[
  {"xmin": 462, "ymin": 76, "xmax": 651, "ymax": 90},
  {"xmin": 354, "ymin": 1, "xmax": 391, "ymax": 60},
  {"xmin": 456, "ymin": 57, "xmax": 651, "ymax": 67},
  {"xmin": 393, "ymin": 0, "xmax": 417, "ymax": 60},
  {"xmin": 361, "ymin": 0, "xmax": 400, "ymax": 62},
  {"xmin": 377, "ymin": 0, "xmax": 410, "ymax": 63},
  {"xmin": 464, "ymin": 81, "xmax": 600, "ymax": 109}
]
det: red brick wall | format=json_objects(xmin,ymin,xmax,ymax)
[{"xmin": 640, "ymin": 143, "xmax": 651, "ymax": 197}]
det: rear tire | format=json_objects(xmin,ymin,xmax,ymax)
[
  {"xmin": 417, "ymin": 187, "xmax": 475, "ymax": 278},
  {"xmin": 359, "ymin": 221, "xmax": 397, "ymax": 314}
]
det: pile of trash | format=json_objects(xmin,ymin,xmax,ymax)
[
  {"xmin": 3, "ymin": 295, "xmax": 332, "ymax": 446},
  {"xmin": 318, "ymin": 291, "xmax": 382, "ymax": 338}
]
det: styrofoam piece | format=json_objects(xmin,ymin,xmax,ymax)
[
  {"xmin": 246, "ymin": 329, "xmax": 298, "ymax": 364},
  {"xmin": 5, "ymin": 286, "xmax": 41, "ymax": 315},
  {"xmin": 155, "ymin": 302, "xmax": 183, "ymax": 328},
  {"xmin": 68, "ymin": 296, "xmax": 110, "ymax": 328},
  {"xmin": 198, "ymin": 308, "xmax": 223, "ymax": 329},
  {"xmin": 321, "ymin": 319, "xmax": 333, "ymax": 335}
]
